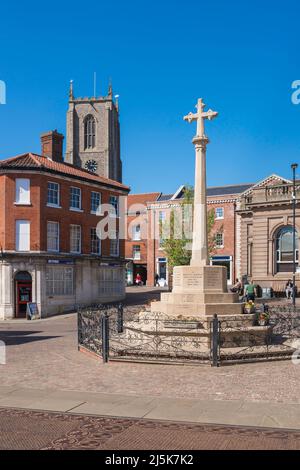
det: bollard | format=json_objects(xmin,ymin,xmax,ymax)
[
  {"xmin": 101, "ymin": 313, "xmax": 109, "ymax": 363},
  {"xmin": 77, "ymin": 311, "xmax": 81, "ymax": 351},
  {"xmin": 211, "ymin": 313, "xmax": 220, "ymax": 367},
  {"xmin": 117, "ymin": 303, "xmax": 124, "ymax": 333}
]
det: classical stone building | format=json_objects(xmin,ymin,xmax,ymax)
[
  {"xmin": 236, "ymin": 174, "xmax": 300, "ymax": 291},
  {"xmin": 0, "ymin": 89, "xmax": 129, "ymax": 320},
  {"xmin": 65, "ymin": 82, "xmax": 122, "ymax": 182}
]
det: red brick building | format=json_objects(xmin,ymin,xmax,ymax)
[
  {"xmin": 125, "ymin": 193, "xmax": 160, "ymax": 285},
  {"xmin": 0, "ymin": 132, "xmax": 129, "ymax": 319},
  {"xmin": 126, "ymin": 183, "xmax": 253, "ymax": 287}
]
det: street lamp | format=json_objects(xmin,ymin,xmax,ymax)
[{"xmin": 291, "ymin": 163, "xmax": 298, "ymax": 308}]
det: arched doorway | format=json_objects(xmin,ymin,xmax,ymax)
[{"xmin": 14, "ymin": 271, "xmax": 32, "ymax": 318}]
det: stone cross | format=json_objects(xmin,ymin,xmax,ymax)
[
  {"xmin": 184, "ymin": 98, "xmax": 218, "ymax": 138},
  {"xmin": 184, "ymin": 98, "xmax": 218, "ymax": 266}
]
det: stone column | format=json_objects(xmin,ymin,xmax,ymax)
[
  {"xmin": 183, "ymin": 98, "xmax": 218, "ymax": 268},
  {"xmin": 190, "ymin": 136, "xmax": 209, "ymax": 266}
]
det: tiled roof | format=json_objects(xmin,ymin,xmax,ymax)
[
  {"xmin": 207, "ymin": 184, "xmax": 254, "ymax": 196},
  {"xmin": 157, "ymin": 194, "xmax": 174, "ymax": 202},
  {"xmin": 0, "ymin": 153, "xmax": 130, "ymax": 191},
  {"xmin": 156, "ymin": 184, "xmax": 254, "ymax": 201},
  {"xmin": 127, "ymin": 193, "xmax": 161, "ymax": 205}
]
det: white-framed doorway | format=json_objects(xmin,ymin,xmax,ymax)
[
  {"xmin": 156, "ymin": 257, "xmax": 168, "ymax": 286},
  {"xmin": 210, "ymin": 256, "xmax": 233, "ymax": 285}
]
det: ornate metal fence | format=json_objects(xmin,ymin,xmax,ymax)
[
  {"xmin": 78, "ymin": 305, "xmax": 211, "ymax": 364},
  {"xmin": 77, "ymin": 303, "xmax": 122, "ymax": 359},
  {"xmin": 215, "ymin": 305, "xmax": 300, "ymax": 364},
  {"xmin": 78, "ymin": 303, "xmax": 300, "ymax": 366},
  {"xmin": 109, "ymin": 312, "xmax": 210, "ymax": 363}
]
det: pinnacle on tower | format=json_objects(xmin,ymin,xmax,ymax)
[{"xmin": 69, "ymin": 80, "xmax": 74, "ymax": 100}]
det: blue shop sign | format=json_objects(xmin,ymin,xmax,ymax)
[{"xmin": 47, "ymin": 259, "xmax": 74, "ymax": 265}]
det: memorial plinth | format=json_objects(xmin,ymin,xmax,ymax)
[{"xmin": 151, "ymin": 265, "xmax": 244, "ymax": 316}]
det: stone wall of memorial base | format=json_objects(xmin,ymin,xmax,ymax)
[{"xmin": 0, "ymin": 257, "xmax": 126, "ymax": 320}]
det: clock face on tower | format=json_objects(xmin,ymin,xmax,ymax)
[{"xmin": 85, "ymin": 159, "xmax": 98, "ymax": 173}]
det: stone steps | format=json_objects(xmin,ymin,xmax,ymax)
[
  {"xmin": 151, "ymin": 301, "xmax": 244, "ymax": 316},
  {"xmin": 160, "ymin": 292, "xmax": 239, "ymax": 304}
]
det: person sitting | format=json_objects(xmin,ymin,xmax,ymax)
[
  {"xmin": 135, "ymin": 273, "xmax": 143, "ymax": 286},
  {"xmin": 230, "ymin": 278, "xmax": 242, "ymax": 294},
  {"xmin": 285, "ymin": 279, "xmax": 294, "ymax": 299}
]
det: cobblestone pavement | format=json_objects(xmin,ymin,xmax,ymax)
[
  {"xmin": 0, "ymin": 299, "xmax": 300, "ymax": 404},
  {"xmin": 1, "ymin": 408, "xmax": 300, "ymax": 450}
]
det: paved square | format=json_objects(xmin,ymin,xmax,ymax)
[{"xmin": 0, "ymin": 303, "xmax": 300, "ymax": 404}]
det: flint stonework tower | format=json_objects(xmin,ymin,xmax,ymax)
[{"xmin": 65, "ymin": 81, "xmax": 122, "ymax": 182}]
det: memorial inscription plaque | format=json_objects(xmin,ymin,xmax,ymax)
[
  {"xmin": 204, "ymin": 269, "xmax": 221, "ymax": 290},
  {"xmin": 183, "ymin": 273, "xmax": 202, "ymax": 288}
]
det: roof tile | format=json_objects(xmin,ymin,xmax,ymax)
[{"xmin": 0, "ymin": 153, "xmax": 130, "ymax": 191}]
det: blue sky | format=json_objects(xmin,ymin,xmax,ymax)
[{"xmin": 0, "ymin": 0, "xmax": 300, "ymax": 193}]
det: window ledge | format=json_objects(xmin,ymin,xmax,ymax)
[
  {"xmin": 90, "ymin": 211, "xmax": 104, "ymax": 216},
  {"xmin": 109, "ymin": 214, "xmax": 119, "ymax": 218},
  {"xmin": 216, "ymin": 246, "xmax": 224, "ymax": 249},
  {"xmin": 47, "ymin": 204, "xmax": 62, "ymax": 209},
  {"xmin": 70, "ymin": 207, "xmax": 84, "ymax": 213},
  {"xmin": 70, "ymin": 251, "xmax": 82, "ymax": 255},
  {"xmin": 14, "ymin": 202, "xmax": 32, "ymax": 206}
]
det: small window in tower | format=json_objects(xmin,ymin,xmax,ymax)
[{"xmin": 84, "ymin": 115, "xmax": 96, "ymax": 149}]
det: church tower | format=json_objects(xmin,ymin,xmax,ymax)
[{"xmin": 65, "ymin": 81, "xmax": 122, "ymax": 182}]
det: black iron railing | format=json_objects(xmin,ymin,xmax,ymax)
[{"xmin": 78, "ymin": 304, "xmax": 300, "ymax": 366}]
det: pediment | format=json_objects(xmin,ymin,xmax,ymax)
[{"xmin": 241, "ymin": 174, "xmax": 291, "ymax": 196}]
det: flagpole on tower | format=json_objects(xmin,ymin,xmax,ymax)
[{"xmin": 93, "ymin": 72, "xmax": 96, "ymax": 97}]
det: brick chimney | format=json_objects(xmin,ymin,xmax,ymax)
[{"xmin": 41, "ymin": 130, "xmax": 64, "ymax": 163}]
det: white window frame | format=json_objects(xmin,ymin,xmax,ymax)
[
  {"xmin": 132, "ymin": 224, "xmax": 141, "ymax": 241},
  {"xmin": 110, "ymin": 230, "xmax": 119, "ymax": 257},
  {"xmin": 70, "ymin": 224, "xmax": 81, "ymax": 254},
  {"xmin": 276, "ymin": 249, "xmax": 299, "ymax": 264},
  {"xmin": 159, "ymin": 211, "xmax": 166, "ymax": 222},
  {"xmin": 15, "ymin": 220, "xmax": 30, "ymax": 251},
  {"xmin": 215, "ymin": 232, "xmax": 224, "ymax": 248},
  {"xmin": 133, "ymin": 244, "xmax": 141, "ymax": 260},
  {"xmin": 47, "ymin": 181, "xmax": 60, "ymax": 208},
  {"xmin": 47, "ymin": 221, "xmax": 59, "ymax": 252},
  {"xmin": 46, "ymin": 266, "xmax": 74, "ymax": 296},
  {"xmin": 91, "ymin": 227, "xmax": 101, "ymax": 255},
  {"xmin": 70, "ymin": 187, "xmax": 82, "ymax": 211},
  {"xmin": 91, "ymin": 191, "xmax": 102, "ymax": 215},
  {"xmin": 98, "ymin": 267, "xmax": 124, "ymax": 296},
  {"xmin": 109, "ymin": 195, "xmax": 119, "ymax": 217},
  {"xmin": 215, "ymin": 207, "xmax": 224, "ymax": 220},
  {"xmin": 15, "ymin": 179, "xmax": 30, "ymax": 205}
]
